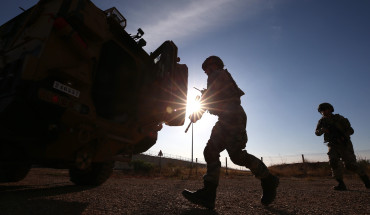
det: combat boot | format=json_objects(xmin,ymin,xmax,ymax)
[
  {"xmin": 333, "ymin": 179, "xmax": 347, "ymax": 191},
  {"xmin": 360, "ymin": 175, "xmax": 370, "ymax": 189},
  {"xmin": 182, "ymin": 181, "xmax": 217, "ymax": 210},
  {"xmin": 260, "ymin": 174, "xmax": 279, "ymax": 206}
]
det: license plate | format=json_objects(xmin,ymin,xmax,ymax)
[{"xmin": 53, "ymin": 81, "xmax": 80, "ymax": 98}]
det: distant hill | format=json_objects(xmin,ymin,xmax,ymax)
[{"xmin": 269, "ymin": 161, "xmax": 370, "ymax": 177}]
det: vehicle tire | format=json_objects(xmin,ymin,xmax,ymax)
[
  {"xmin": 0, "ymin": 143, "xmax": 31, "ymax": 183},
  {"xmin": 0, "ymin": 161, "xmax": 31, "ymax": 183},
  {"xmin": 69, "ymin": 161, "xmax": 114, "ymax": 186}
]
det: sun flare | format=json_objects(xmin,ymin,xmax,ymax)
[
  {"xmin": 187, "ymin": 99, "xmax": 201, "ymax": 114},
  {"xmin": 186, "ymin": 93, "xmax": 203, "ymax": 116}
]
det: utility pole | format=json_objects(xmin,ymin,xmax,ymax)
[
  {"xmin": 196, "ymin": 158, "xmax": 198, "ymax": 175},
  {"xmin": 191, "ymin": 123, "xmax": 194, "ymax": 167},
  {"xmin": 225, "ymin": 157, "xmax": 228, "ymax": 175},
  {"xmin": 187, "ymin": 122, "xmax": 194, "ymax": 178},
  {"xmin": 158, "ymin": 150, "xmax": 163, "ymax": 174}
]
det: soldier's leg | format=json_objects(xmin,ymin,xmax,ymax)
[
  {"xmin": 228, "ymin": 148, "xmax": 279, "ymax": 205},
  {"xmin": 182, "ymin": 122, "xmax": 225, "ymax": 209},
  {"xmin": 224, "ymin": 127, "xmax": 269, "ymax": 179},
  {"xmin": 327, "ymin": 146, "xmax": 346, "ymax": 190},
  {"xmin": 228, "ymin": 148, "xmax": 269, "ymax": 178},
  {"xmin": 201, "ymin": 120, "xmax": 227, "ymax": 186},
  {"xmin": 203, "ymin": 140, "xmax": 223, "ymax": 185},
  {"xmin": 341, "ymin": 142, "xmax": 370, "ymax": 189}
]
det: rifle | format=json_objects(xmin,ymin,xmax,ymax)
[
  {"xmin": 184, "ymin": 121, "xmax": 192, "ymax": 133},
  {"xmin": 193, "ymin": 87, "xmax": 206, "ymax": 94},
  {"xmin": 321, "ymin": 120, "xmax": 348, "ymax": 144}
]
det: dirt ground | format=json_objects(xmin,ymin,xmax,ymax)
[{"xmin": 0, "ymin": 168, "xmax": 369, "ymax": 215}]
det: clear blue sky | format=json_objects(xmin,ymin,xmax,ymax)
[{"xmin": 2, "ymin": 0, "xmax": 370, "ymax": 166}]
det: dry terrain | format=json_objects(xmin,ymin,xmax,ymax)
[{"xmin": 0, "ymin": 168, "xmax": 369, "ymax": 215}]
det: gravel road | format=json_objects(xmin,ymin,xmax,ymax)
[{"xmin": 0, "ymin": 168, "xmax": 369, "ymax": 215}]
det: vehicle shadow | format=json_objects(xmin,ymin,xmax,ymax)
[
  {"xmin": 0, "ymin": 183, "xmax": 93, "ymax": 197},
  {"xmin": 0, "ymin": 184, "xmax": 92, "ymax": 215}
]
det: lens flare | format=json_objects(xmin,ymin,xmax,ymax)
[
  {"xmin": 186, "ymin": 93, "xmax": 203, "ymax": 117},
  {"xmin": 188, "ymin": 99, "xmax": 201, "ymax": 114}
]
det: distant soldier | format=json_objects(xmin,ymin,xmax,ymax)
[
  {"xmin": 315, "ymin": 102, "xmax": 370, "ymax": 190},
  {"xmin": 182, "ymin": 56, "xmax": 279, "ymax": 210}
]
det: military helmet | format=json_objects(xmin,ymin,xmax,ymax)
[
  {"xmin": 202, "ymin": 56, "xmax": 224, "ymax": 71},
  {"xmin": 318, "ymin": 102, "xmax": 334, "ymax": 113}
]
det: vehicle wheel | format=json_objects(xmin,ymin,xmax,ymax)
[
  {"xmin": 69, "ymin": 161, "xmax": 114, "ymax": 186},
  {"xmin": 0, "ymin": 143, "xmax": 31, "ymax": 183},
  {"xmin": 0, "ymin": 161, "xmax": 31, "ymax": 183}
]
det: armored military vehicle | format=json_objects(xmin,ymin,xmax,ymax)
[{"xmin": 0, "ymin": 0, "xmax": 188, "ymax": 185}]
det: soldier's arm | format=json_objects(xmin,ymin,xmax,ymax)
[
  {"xmin": 344, "ymin": 118, "xmax": 354, "ymax": 136},
  {"xmin": 315, "ymin": 119, "xmax": 324, "ymax": 136},
  {"xmin": 201, "ymin": 70, "xmax": 229, "ymax": 109},
  {"xmin": 204, "ymin": 70, "xmax": 231, "ymax": 98}
]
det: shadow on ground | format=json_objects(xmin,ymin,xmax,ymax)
[{"xmin": 0, "ymin": 184, "xmax": 92, "ymax": 215}]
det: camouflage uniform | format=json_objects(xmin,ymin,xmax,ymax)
[
  {"xmin": 315, "ymin": 114, "xmax": 367, "ymax": 180},
  {"xmin": 201, "ymin": 68, "xmax": 270, "ymax": 185},
  {"xmin": 182, "ymin": 56, "xmax": 278, "ymax": 209}
]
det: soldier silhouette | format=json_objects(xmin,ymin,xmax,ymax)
[
  {"xmin": 315, "ymin": 102, "xmax": 370, "ymax": 190},
  {"xmin": 182, "ymin": 56, "xmax": 279, "ymax": 209}
]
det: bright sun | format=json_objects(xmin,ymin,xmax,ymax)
[
  {"xmin": 187, "ymin": 98, "xmax": 201, "ymax": 114},
  {"xmin": 186, "ymin": 94, "xmax": 202, "ymax": 116}
]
